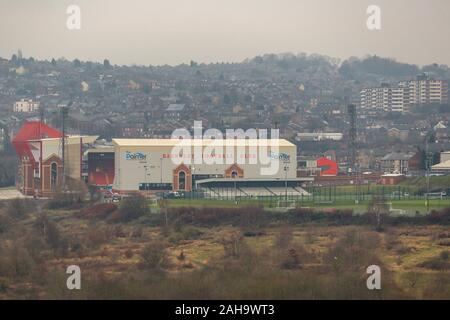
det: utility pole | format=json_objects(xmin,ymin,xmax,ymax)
[
  {"xmin": 143, "ymin": 165, "xmax": 148, "ymax": 192},
  {"xmin": 144, "ymin": 111, "xmax": 150, "ymax": 135},
  {"xmin": 60, "ymin": 106, "xmax": 69, "ymax": 190},
  {"xmin": 39, "ymin": 104, "xmax": 45, "ymax": 123},
  {"xmin": 425, "ymin": 133, "xmax": 432, "ymax": 214}
]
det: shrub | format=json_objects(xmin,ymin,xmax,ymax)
[
  {"xmin": 242, "ymin": 230, "xmax": 265, "ymax": 237},
  {"xmin": 394, "ymin": 244, "xmax": 414, "ymax": 255},
  {"xmin": 220, "ymin": 232, "xmax": 245, "ymax": 259},
  {"xmin": 166, "ymin": 206, "xmax": 265, "ymax": 227},
  {"xmin": 139, "ymin": 239, "xmax": 169, "ymax": 270},
  {"xmin": 113, "ymin": 225, "xmax": 127, "ymax": 238},
  {"xmin": 418, "ymin": 258, "xmax": 449, "ymax": 270},
  {"xmin": 180, "ymin": 226, "xmax": 203, "ymax": 240},
  {"xmin": 47, "ymin": 191, "xmax": 85, "ymax": 210},
  {"xmin": 275, "ymin": 226, "xmax": 293, "ymax": 249},
  {"xmin": 280, "ymin": 248, "xmax": 301, "ymax": 269},
  {"xmin": 33, "ymin": 213, "xmax": 63, "ymax": 250},
  {"xmin": 77, "ymin": 203, "xmax": 117, "ymax": 219},
  {"xmin": 437, "ymin": 240, "xmax": 450, "ymax": 247},
  {"xmin": 166, "ymin": 226, "xmax": 203, "ymax": 245},
  {"xmin": 238, "ymin": 206, "xmax": 267, "ymax": 230},
  {"xmin": 6, "ymin": 198, "xmax": 31, "ymax": 219},
  {"xmin": 427, "ymin": 208, "xmax": 450, "ymax": 225},
  {"xmin": 8, "ymin": 246, "xmax": 36, "ymax": 277},
  {"xmin": 113, "ymin": 194, "xmax": 150, "ymax": 222},
  {"xmin": 286, "ymin": 207, "xmax": 315, "ymax": 223},
  {"xmin": 324, "ymin": 229, "xmax": 381, "ymax": 273},
  {"xmin": 46, "ymin": 220, "xmax": 62, "ymax": 250},
  {"xmin": 327, "ymin": 209, "xmax": 354, "ymax": 225},
  {"xmin": 0, "ymin": 277, "xmax": 10, "ymax": 292},
  {"xmin": 0, "ymin": 213, "xmax": 12, "ymax": 234},
  {"xmin": 130, "ymin": 226, "xmax": 145, "ymax": 238},
  {"xmin": 85, "ymin": 226, "xmax": 115, "ymax": 249},
  {"xmin": 124, "ymin": 249, "xmax": 134, "ymax": 259}
]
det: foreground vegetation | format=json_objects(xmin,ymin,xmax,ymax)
[{"xmin": 0, "ymin": 196, "xmax": 448, "ymax": 299}]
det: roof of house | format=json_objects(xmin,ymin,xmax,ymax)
[
  {"xmin": 166, "ymin": 104, "xmax": 185, "ymax": 111},
  {"xmin": 381, "ymin": 152, "xmax": 414, "ymax": 161}
]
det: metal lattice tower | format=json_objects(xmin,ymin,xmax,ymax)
[
  {"xmin": 348, "ymin": 104, "xmax": 361, "ymax": 202},
  {"xmin": 347, "ymin": 104, "xmax": 357, "ymax": 174}
]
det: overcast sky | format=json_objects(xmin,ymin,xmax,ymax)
[{"xmin": 1, "ymin": 0, "xmax": 449, "ymax": 66}]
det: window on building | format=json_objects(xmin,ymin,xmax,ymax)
[
  {"xmin": 51, "ymin": 162, "xmax": 58, "ymax": 191},
  {"xmin": 178, "ymin": 171, "xmax": 186, "ymax": 190}
]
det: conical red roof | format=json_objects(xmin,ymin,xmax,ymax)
[
  {"xmin": 12, "ymin": 121, "xmax": 62, "ymax": 143},
  {"xmin": 12, "ymin": 121, "xmax": 63, "ymax": 167}
]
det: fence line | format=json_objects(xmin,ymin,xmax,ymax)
[{"xmin": 179, "ymin": 185, "xmax": 448, "ymax": 204}]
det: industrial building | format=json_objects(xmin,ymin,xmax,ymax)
[
  {"xmin": 111, "ymin": 138, "xmax": 310, "ymax": 195},
  {"xmin": 13, "ymin": 122, "xmax": 312, "ymax": 198}
]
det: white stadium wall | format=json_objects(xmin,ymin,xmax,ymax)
[{"xmin": 112, "ymin": 139, "xmax": 297, "ymax": 192}]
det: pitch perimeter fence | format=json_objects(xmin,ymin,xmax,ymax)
[{"xmin": 179, "ymin": 185, "xmax": 448, "ymax": 204}]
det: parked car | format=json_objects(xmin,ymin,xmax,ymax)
[{"xmin": 163, "ymin": 191, "xmax": 183, "ymax": 199}]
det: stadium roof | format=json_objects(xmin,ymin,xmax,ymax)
[
  {"xmin": 112, "ymin": 138, "xmax": 295, "ymax": 147},
  {"xmin": 13, "ymin": 121, "xmax": 62, "ymax": 143},
  {"xmin": 28, "ymin": 135, "xmax": 98, "ymax": 144},
  {"xmin": 431, "ymin": 160, "xmax": 450, "ymax": 170}
]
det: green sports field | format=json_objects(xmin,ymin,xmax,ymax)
[{"xmin": 156, "ymin": 197, "xmax": 450, "ymax": 214}]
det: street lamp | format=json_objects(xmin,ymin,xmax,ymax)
[
  {"xmin": 284, "ymin": 165, "xmax": 289, "ymax": 204},
  {"xmin": 191, "ymin": 166, "xmax": 195, "ymax": 200},
  {"xmin": 160, "ymin": 157, "xmax": 163, "ymax": 184},
  {"xmin": 143, "ymin": 165, "xmax": 148, "ymax": 192},
  {"xmin": 234, "ymin": 178, "xmax": 237, "ymax": 202}
]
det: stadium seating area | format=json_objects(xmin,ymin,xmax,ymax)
[{"xmin": 199, "ymin": 186, "xmax": 310, "ymax": 199}]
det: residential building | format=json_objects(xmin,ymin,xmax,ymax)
[
  {"xmin": 361, "ymin": 74, "xmax": 449, "ymax": 113},
  {"xmin": 165, "ymin": 104, "xmax": 186, "ymax": 120},
  {"xmin": 295, "ymin": 132, "xmax": 343, "ymax": 142},
  {"xmin": 13, "ymin": 99, "xmax": 40, "ymax": 112},
  {"xmin": 360, "ymin": 83, "xmax": 406, "ymax": 112},
  {"xmin": 380, "ymin": 152, "xmax": 422, "ymax": 174},
  {"xmin": 400, "ymin": 74, "xmax": 449, "ymax": 105}
]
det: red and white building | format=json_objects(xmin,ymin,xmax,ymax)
[{"xmin": 13, "ymin": 121, "xmax": 97, "ymax": 197}]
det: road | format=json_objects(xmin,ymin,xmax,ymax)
[{"xmin": 0, "ymin": 188, "xmax": 28, "ymax": 200}]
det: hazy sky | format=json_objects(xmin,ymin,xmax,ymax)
[{"xmin": 1, "ymin": 0, "xmax": 449, "ymax": 66}]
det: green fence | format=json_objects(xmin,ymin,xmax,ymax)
[{"xmin": 183, "ymin": 185, "xmax": 439, "ymax": 202}]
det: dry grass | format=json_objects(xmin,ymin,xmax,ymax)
[{"xmin": 0, "ymin": 206, "xmax": 448, "ymax": 299}]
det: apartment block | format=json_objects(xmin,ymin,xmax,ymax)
[{"xmin": 361, "ymin": 74, "xmax": 449, "ymax": 113}]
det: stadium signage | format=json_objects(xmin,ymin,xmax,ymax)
[
  {"xmin": 170, "ymin": 120, "xmax": 286, "ymax": 176},
  {"xmin": 269, "ymin": 152, "xmax": 290, "ymax": 162},
  {"xmin": 125, "ymin": 151, "xmax": 147, "ymax": 161}
]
